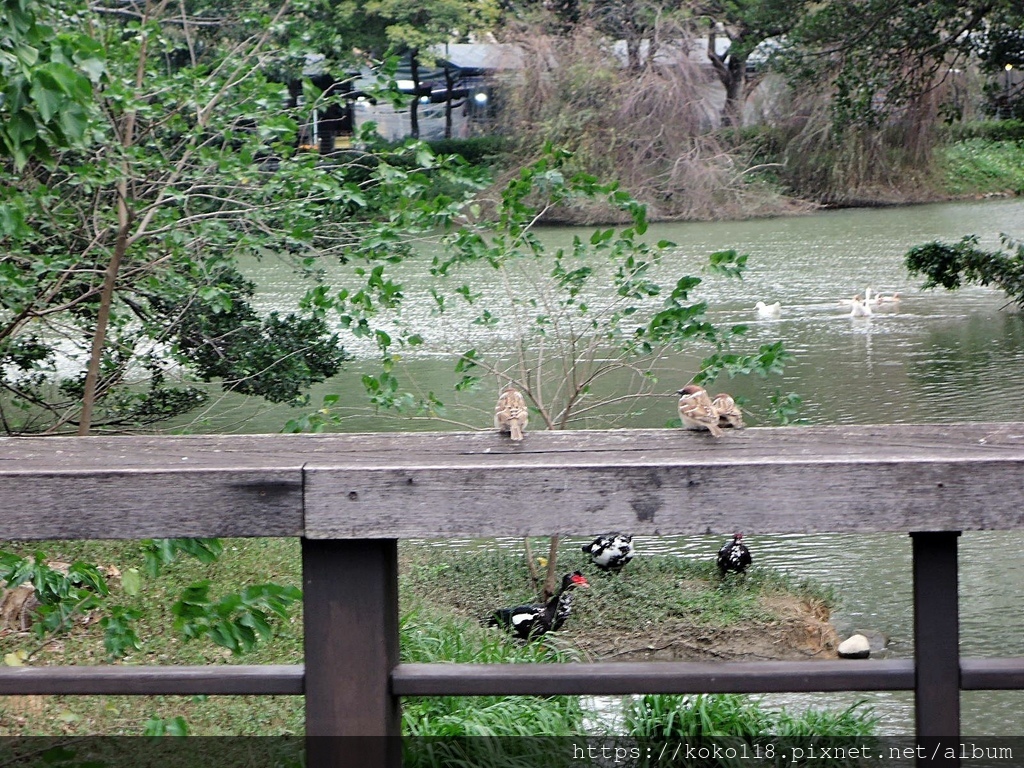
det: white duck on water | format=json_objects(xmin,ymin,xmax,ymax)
[{"xmin": 849, "ymin": 295, "xmax": 872, "ymax": 317}]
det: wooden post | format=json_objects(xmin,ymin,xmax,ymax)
[
  {"xmin": 303, "ymin": 538, "xmax": 401, "ymax": 768},
  {"xmin": 911, "ymin": 531, "xmax": 960, "ymax": 764}
]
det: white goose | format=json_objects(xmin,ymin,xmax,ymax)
[
  {"xmin": 874, "ymin": 291, "xmax": 901, "ymax": 308},
  {"xmin": 754, "ymin": 300, "xmax": 781, "ymax": 318},
  {"xmin": 849, "ymin": 295, "xmax": 872, "ymax": 317}
]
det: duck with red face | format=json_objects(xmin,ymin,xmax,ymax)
[{"xmin": 488, "ymin": 572, "xmax": 590, "ymax": 640}]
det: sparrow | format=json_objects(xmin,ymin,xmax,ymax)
[
  {"xmin": 712, "ymin": 393, "xmax": 744, "ymax": 429},
  {"xmin": 495, "ymin": 386, "xmax": 528, "ymax": 441},
  {"xmin": 677, "ymin": 384, "xmax": 724, "ymax": 437}
]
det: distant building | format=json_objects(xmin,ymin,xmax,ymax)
[{"xmin": 293, "ymin": 45, "xmax": 523, "ymax": 150}]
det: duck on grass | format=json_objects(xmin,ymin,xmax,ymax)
[{"xmin": 400, "ymin": 540, "xmax": 839, "ymax": 663}]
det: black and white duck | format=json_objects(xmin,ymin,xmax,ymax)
[
  {"xmin": 488, "ymin": 571, "xmax": 590, "ymax": 640},
  {"xmin": 582, "ymin": 533, "xmax": 635, "ymax": 573},
  {"xmin": 717, "ymin": 532, "xmax": 752, "ymax": 575}
]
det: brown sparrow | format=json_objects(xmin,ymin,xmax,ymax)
[
  {"xmin": 712, "ymin": 393, "xmax": 744, "ymax": 429},
  {"xmin": 495, "ymin": 387, "xmax": 528, "ymax": 441},
  {"xmin": 677, "ymin": 384, "xmax": 723, "ymax": 437}
]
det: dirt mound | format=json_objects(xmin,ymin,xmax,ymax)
[{"xmin": 573, "ymin": 594, "xmax": 840, "ymax": 663}]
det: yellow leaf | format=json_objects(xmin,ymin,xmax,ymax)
[{"xmin": 4, "ymin": 650, "xmax": 28, "ymax": 666}]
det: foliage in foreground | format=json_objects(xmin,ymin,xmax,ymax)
[
  {"xmin": 293, "ymin": 145, "xmax": 795, "ymax": 437},
  {"xmin": 905, "ymin": 235, "xmax": 1024, "ymax": 308},
  {"xmin": 624, "ymin": 694, "xmax": 878, "ymax": 767},
  {"xmin": 0, "ymin": 0, "xmax": 481, "ymax": 435}
]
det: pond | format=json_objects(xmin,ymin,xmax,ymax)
[{"xmin": 199, "ymin": 196, "xmax": 1024, "ymax": 735}]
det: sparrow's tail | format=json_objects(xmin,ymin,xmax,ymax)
[{"xmin": 509, "ymin": 421, "xmax": 524, "ymax": 441}]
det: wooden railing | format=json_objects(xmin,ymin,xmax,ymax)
[{"xmin": 3, "ymin": 423, "xmax": 1024, "ymax": 766}]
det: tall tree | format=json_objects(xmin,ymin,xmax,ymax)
[
  {"xmin": 693, "ymin": 0, "xmax": 807, "ymax": 127},
  {"xmin": 782, "ymin": 0, "xmax": 1023, "ymax": 128},
  {"xmin": 585, "ymin": 0, "xmax": 683, "ymax": 71},
  {"xmin": 0, "ymin": 0, "xmax": 477, "ymax": 434}
]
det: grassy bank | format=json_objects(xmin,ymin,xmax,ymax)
[
  {"xmin": 2, "ymin": 538, "xmax": 856, "ymax": 741},
  {"xmin": 938, "ymin": 138, "xmax": 1024, "ymax": 197},
  {"xmin": 402, "ymin": 542, "xmax": 835, "ymax": 655}
]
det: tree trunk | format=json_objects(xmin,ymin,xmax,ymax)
[
  {"xmin": 707, "ymin": 28, "xmax": 747, "ymax": 128},
  {"xmin": 444, "ymin": 67, "xmax": 454, "ymax": 139},
  {"xmin": 409, "ymin": 50, "xmax": 420, "ymax": 140},
  {"xmin": 627, "ymin": 38, "xmax": 641, "ymax": 72},
  {"xmin": 79, "ymin": 10, "xmax": 150, "ymax": 434},
  {"xmin": 77, "ymin": 206, "xmax": 132, "ymax": 435},
  {"xmin": 722, "ymin": 55, "xmax": 746, "ymax": 128}
]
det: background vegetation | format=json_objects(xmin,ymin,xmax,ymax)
[
  {"xmin": 2, "ymin": 0, "xmax": 1022, "ymax": 746},
  {"xmin": 2, "ymin": 538, "xmax": 859, "ymax": 749}
]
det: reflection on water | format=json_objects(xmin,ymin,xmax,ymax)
[{"xmin": 229, "ymin": 197, "xmax": 1024, "ymax": 734}]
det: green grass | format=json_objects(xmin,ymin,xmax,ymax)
[
  {"xmin": 403, "ymin": 604, "xmax": 591, "ymax": 766},
  {"xmin": 939, "ymin": 138, "xmax": 1024, "ymax": 196},
  {"xmin": 0, "ymin": 538, "xmax": 305, "ymax": 736},
  {"xmin": 402, "ymin": 540, "xmax": 835, "ymax": 635},
  {"xmin": 2, "ymin": 537, "xmax": 842, "ymax": 742},
  {"xmin": 624, "ymin": 694, "xmax": 878, "ymax": 766}
]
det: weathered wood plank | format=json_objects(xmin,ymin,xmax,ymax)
[
  {"xmin": 3, "ymin": 423, "xmax": 1023, "ymax": 471},
  {"xmin": 0, "ymin": 665, "xmax": 303, "ymax": 695},
  {"xmin": 0, "ymin": 469, "xmax": 302, "ymax": 539},
  {"xmin": 303, "ymin": 539, "xmax": 400, "ymax": 738},
  {"xmin": 391, "ymin": 660, "xmax": 916, "ymax": 696},
  {"xmin": 303, "ymin": 458, "xmax": 1024, "ymax": 538},
  {"xmin": 3, "ymin": 423, "xmax": 1024, "ymax": 538},
  {"xmin": 5, "ymin": 655, "xmax": 1024, "ymax": 698},
  {"xmin": 912, "ymin": 532, "xmax": 961, "ymax": 739}
]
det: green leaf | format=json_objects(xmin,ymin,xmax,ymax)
[
  {"xmin": 28, "ymin": 80, "xmax": 63, "ymax": 123},
  {"xmin": 121, "ymin": 568, "xmax": 142, "ymax": 596}
]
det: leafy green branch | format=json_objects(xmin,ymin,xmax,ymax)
[
  {"xmin": 906, "ymin": 234, "xmax": 1024, "ymax": 308},
  {"xmin": 172, "ymin": 581, "xmax": 302, "ymax": 655},
  {"xmin": 1, "ymin": 537, "xmax": 300, "ymax": 663}
]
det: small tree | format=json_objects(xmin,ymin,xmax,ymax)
[{"xmin": 302, "ymin": 145, "xmax": 793, "ymax": 596}]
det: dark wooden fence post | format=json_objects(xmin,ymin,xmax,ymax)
[
  {"xmin": 911, "ymin": 531, "xmax": 961, "ymax": 763},
  {"xmin": 303, "ymin": 538, "xmax": 401, "ymax": 768}
]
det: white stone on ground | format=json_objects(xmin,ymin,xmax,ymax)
[{"xmin": 837, "ymin": 633, "xmax": 871, "ymax": 659}]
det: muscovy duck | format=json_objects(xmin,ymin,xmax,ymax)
[
  {"xmin": 582, "ymin": 533, "xmax": 635, "ymax": 572},
  {"xmin": 488, "ymin": 571, "xmax": 590, "ymax": 640},
  {"xmin": 717, "ymin": 532, "xmax": 752, "ymax": 575}
]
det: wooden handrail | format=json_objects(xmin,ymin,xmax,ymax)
[
  {"xmin": 3, "ymin": 424, "xmax": 1024, "ymax": 766},
  {"xmin": 3, "ymin": 423, "xmax": 1024, "ymax": 539}
]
